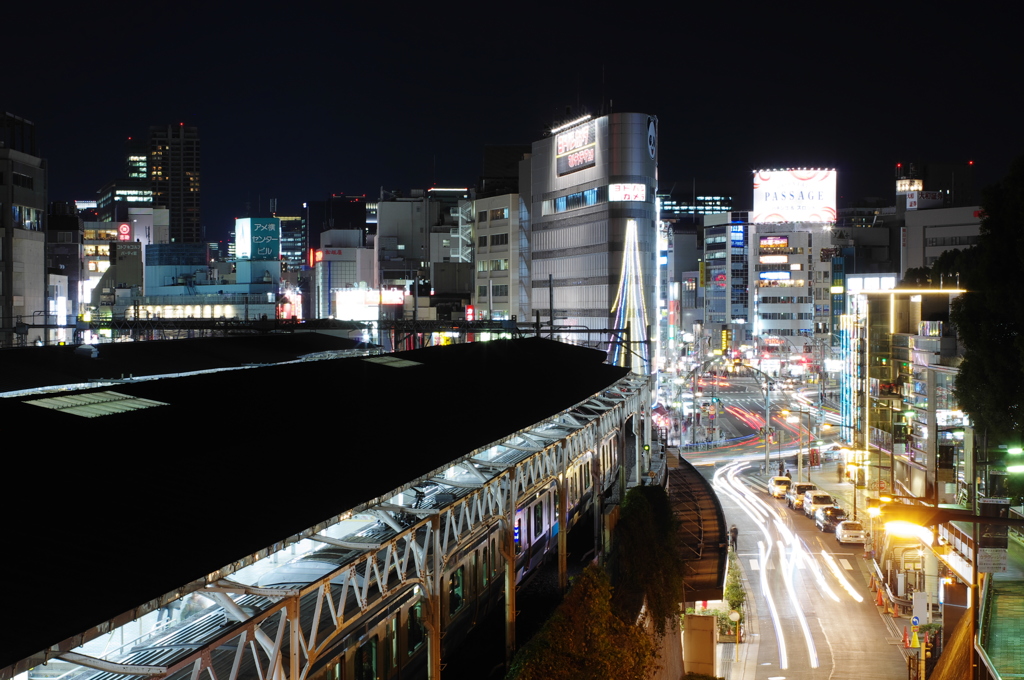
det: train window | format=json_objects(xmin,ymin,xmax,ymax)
[
  {"xmin": 407, "ymin": 602, "xmax": 426, "ymax": 655},
  {"xmin": 491, "ymin": 537, "xmax": 500, "ymax": 580},
  {"xmin": 533, "ymin": 503, "xmax": 543, "ymax": 540},
  {"xmin": 354, "ymin": 635, "xmax": 378, "ymax": 680},
  {"xmin": 388, "ymin": 618, "xmax": 397, "ymax": 672},
  {"xmin": 481, "ymin": 545, "xmax": 488, "ymax": 588},
  {"xmin": 514, "ymin": 518, "xmax": 522, "ymax": 554},
  {"xmin": 449, "ymin": 567, "xmax": 465, "ymax": 615},
  {"xmin": 585, "ymin": 462, "xmax": 592, "ymax": 489},
  {"xmin": 332, "ymin": 661, "xmax": 341, "ymax": 680}
]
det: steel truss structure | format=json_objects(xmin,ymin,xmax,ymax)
[{"xmin": 32, "ymin": 374, "xmax": 652, "ymax": 680}]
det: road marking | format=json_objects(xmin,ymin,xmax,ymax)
[
  {"xmin": 840, "ymin": 558, "xmax": 853, "ymax": 570},
  {"xmin": 750, "ymin": 559, "xmax": 759, "ymax": 571}
]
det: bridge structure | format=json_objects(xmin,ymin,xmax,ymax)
[{"xmin": 2, "ymin": 337, "xmax": 675, "ymax": 680}]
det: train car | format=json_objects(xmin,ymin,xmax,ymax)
[{"xmin": 264, "ymin": 448, "xmax": 616, "ymax": 680}]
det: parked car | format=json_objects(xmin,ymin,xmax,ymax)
[
  {"xmin": 785, "ymin": 482, "xmax": 817, "ymax": 510},
  {"xmin": 803, "ymin": 491, "xmax": 836, "ymax": 518},
  {"xmin": 768, "ymin": 476, "xmax": 792, "ymax": 498},
  {"xmin": 814, "ymin": 506, "xmax": 848, "ymax": 532},
  {"xmin": 835, "ymin": 520, "xmax": 867, "ymax": 544}
]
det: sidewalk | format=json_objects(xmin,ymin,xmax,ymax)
[{"xmin": 804, "ymin": 460, "xmax": 873, "ymax": 523}]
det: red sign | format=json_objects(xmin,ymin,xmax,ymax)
[{"xmin": 117, "ymin": 223, "xmax": 131, "ymax": 241}]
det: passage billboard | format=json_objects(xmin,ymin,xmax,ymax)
[{"xmin": 752, "ymin": 169, "xmax": 836, "ymax": 223}]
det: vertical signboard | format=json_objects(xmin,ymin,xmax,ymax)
[{"xmin": 236, "ymin": 217, "xmax": 281, "ymax": 260}]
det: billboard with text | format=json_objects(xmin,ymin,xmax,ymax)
[{"xmin": 752, "ymin": 169, "xmax": 836, "ymax": 223}]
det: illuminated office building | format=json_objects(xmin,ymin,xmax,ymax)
[
  {"xmin": 150, "ymin": 123, "xmax": 201, "ymax": 243},
  {"xmin": 1, "ymin": 112, "xmax": 47, "ymax": 347},
  {"xmin": 659, "ymin": 192, "xmax": 733, "ymax": 219},
  {"xmin": 467, "ymin": 193, "xmax": 519, "ymax": 321},
  {"xmin": 520, "ymin": 112, "xmax": 659, "ymax": 373},
  {"xmin": 702, "ymin": 212, "xmax": 749, "ymax": 353}
]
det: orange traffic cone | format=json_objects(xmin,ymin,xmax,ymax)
[
  {"xmin": 876, "ymin": 587, "xmax": 884, "ymax": 607},
  {"xmin": 903, "ymin": 627, "xmax": 910, "ymax": 648},
  {"xmin": 892, "ymin": 601, "xmax": 900, "ymax": 618},
  {"xmin": 869, "ymin": 575, "xmax": 876, "ymax": 592}
]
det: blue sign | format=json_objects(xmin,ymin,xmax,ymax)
[
  {"xmin": 912, "ymin": 616, "xmax": 920, "ymax": 626},
  {"xmin": 730, "ymin": 224, "xmax": 745, "ymax": 247}
]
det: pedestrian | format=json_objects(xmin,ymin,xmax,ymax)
[
  {"xmin": 784, "ymin": 469, "xmax": 791, "ymax": 479},
  {"xmin": 729, "ymin": 525, "xmax": 739, "ymax": 551}
]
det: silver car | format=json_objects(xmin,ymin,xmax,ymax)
[{"xmin": 835, "ymin": 520, "xmax": 867, "ymax": 544}]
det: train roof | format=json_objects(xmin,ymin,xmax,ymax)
[{"xmin": 0, "ymin": 336, "xmax": 629, "ymax": 673}]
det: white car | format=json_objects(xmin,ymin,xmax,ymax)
[
  {"xmin": 803, "ymin": 491, "xmax": 836, "ymax": 518},
  {"xmin": 768, "ymin": 476, "xmax": 791, "ymax": 499},
  {"xmin": 835, "ymin": 520, "xmax": 867, "ymax": 544}
]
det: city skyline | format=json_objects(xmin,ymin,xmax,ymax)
[{"xmin": 5, "ymin": 5, "xmax": 1022, "ymax": 244}]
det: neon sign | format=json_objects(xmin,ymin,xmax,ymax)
[
  {"xmin": 555, "ymin": 120, "xmax": 596, "ymax": 176},
  {"xmin": 609, "ymin": 183, "xmax": 646, "ymax": 201},
  {"xmin": 760, "ymin": 236, "xmax": 789, "ymax": 248}
]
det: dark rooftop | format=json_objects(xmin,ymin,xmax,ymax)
[{"xmin": 1, "ymin": 336, "xmax": 628, "ymax": 672}]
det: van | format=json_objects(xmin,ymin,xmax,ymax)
[
  {"xmin": 785, "ymin": 482, "xmax": 817, "ymax": 510},
  {"xmin": 768, "ymin": 476, "xmax": 791, "ymax": 498},
  {"xmin": 803, "ymin": 491, "xmax": 835, "ymax": 518}
]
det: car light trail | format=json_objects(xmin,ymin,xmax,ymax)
[
  {"xmin": 758, "ymin": 540, "xmax": 789, "ymax": 669},
  {"xmin": 821, "ymin": 551, "xmax": 864, "ymax": 602},
  {"xmin": 778, "ymin": 539, "xmax": 820, "ymax": 668}
]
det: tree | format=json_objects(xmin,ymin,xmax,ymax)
[
  {"xmin": 505, "ymin": 565, "xmax": 655, "ymax": 680},
  {"xmin": 609, "ymin": 485, "xmax": 688, "ymax": 636},
  {"xmin": 902, "ymin": 266, "xmax": 933, "ymax": 287},
  {"xmin": 950, "ymin": 154, "xmax": 1024, "ymax": 443}
]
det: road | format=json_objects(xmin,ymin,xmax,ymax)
[
  {"xmin": 682, "ymin": 375, "xmax": 912, "ymax": 679},
  {"xmin": 714, "ymin": 462, "xmax": 909, "ymax": 679}
]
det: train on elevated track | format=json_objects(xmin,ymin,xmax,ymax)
[{"xmin": 64, "ymin": 376, "xmax": 648, "ymax": 680}]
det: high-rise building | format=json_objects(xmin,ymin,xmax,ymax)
[
  {"xmin": 520, "ymin": 112, "xmax": 659, "ymax": 372},
  {"xmin": 150, "ymin": 123, "xmax": 201, "ymax": 243},
  {"xmin": 1, "ymin": 112, "xmax": 47, "ymax": 346}
]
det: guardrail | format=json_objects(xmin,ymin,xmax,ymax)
[{"xmin": 678, "ymin": 434, "xmax": 757, "ymax": 452}]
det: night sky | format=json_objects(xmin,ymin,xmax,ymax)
[{"xmin": 6, "ymin": 4, "xmax": 1021, "ymax": 244}]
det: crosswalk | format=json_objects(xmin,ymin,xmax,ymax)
[{"xmin": 745, "ymin": 556, "xmax": 856, "ymax": 571}]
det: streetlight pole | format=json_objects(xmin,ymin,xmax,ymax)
[{"xmin": 782, "ymin": 408, "xmax": 813, "ymax": 483}]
